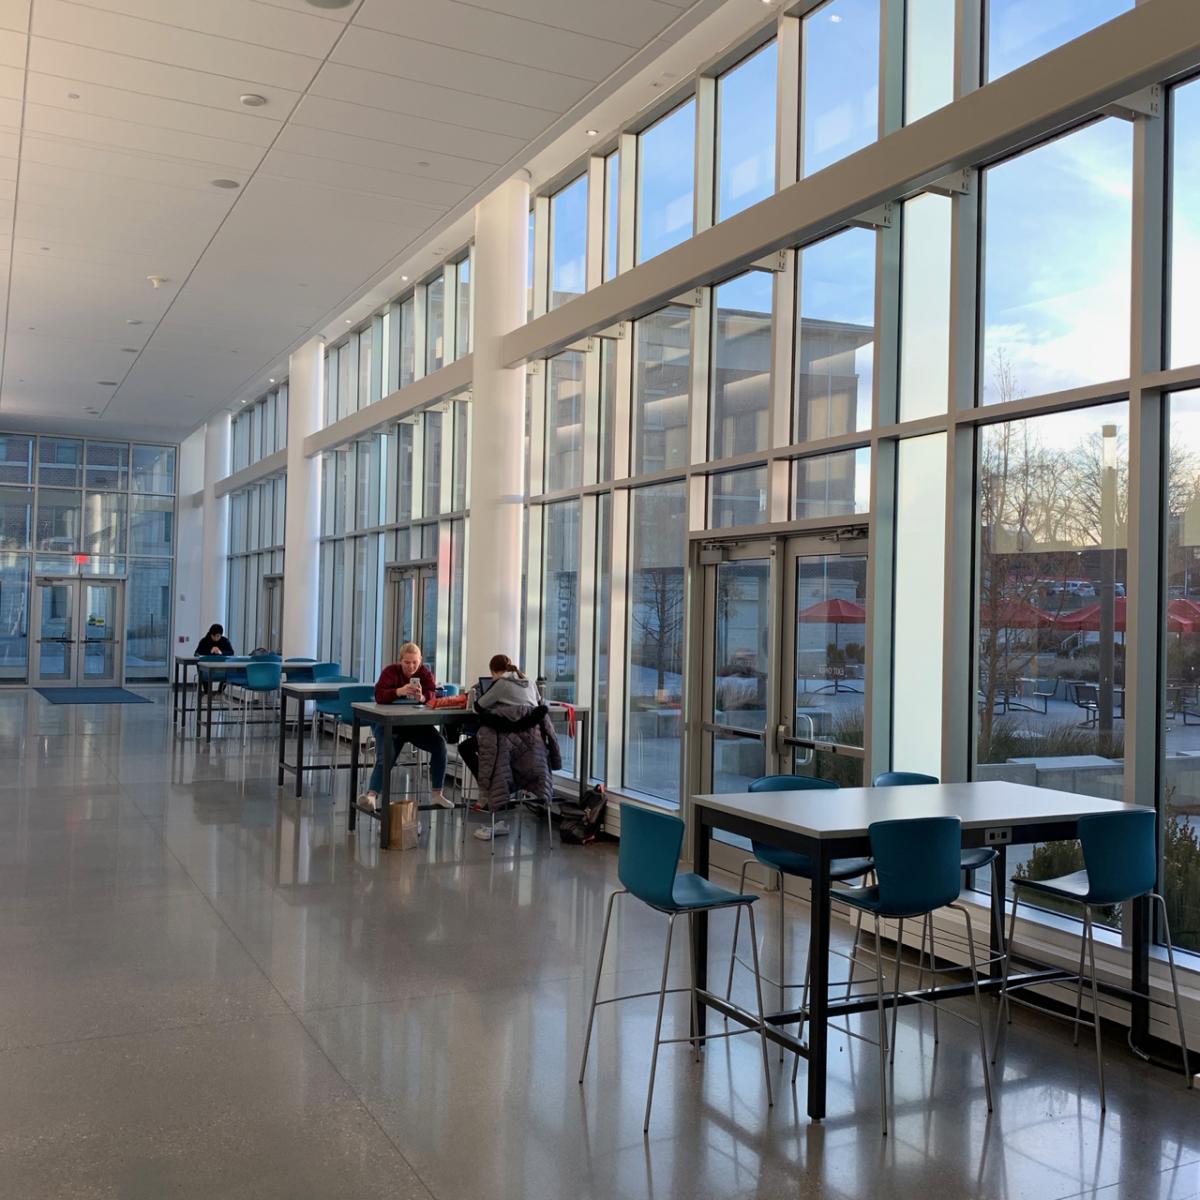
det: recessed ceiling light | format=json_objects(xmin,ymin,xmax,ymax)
[
  {"xmin": 344, "ymin": 319, "xmax": 352, "ymax": 325},
  {"xmin": 586, "ymin": 129, "xmax": 599, "ymax": 137},
  {"xmin": 400, "ymin": 275, "xmax": 408, "ymax": 282},
  {"xmin": 305, "ymin": 0, "xmax": 353, "ymax": 7},
  {"xmin": 269, "ymin": 377, "xmax": 276, "ymax": 383},
  {"xmin": 97, "ymin": 380, "xmax": 118, "ymax": 386},
  {"xmin": 26, "ymin": 325, "xmax": 34, "ymax": 331},
  {"xmin": 211, "ymin": 178, "xmax": 240, "ymax": 189},
  {"xmin": 239, "ymin": 94, "xmax": 267, "ymax": 107},
  {"xmin": 126, "ymin": 319, "xmax": 143, "ymax": 326},
  {"xmin": 416, "ymin": 161, "xmax": 430, "ymax": 168},
  {"xmin": 121, "ymin": 347, "xmax": 138, "ymax": 353},
  {"xmin": 39, "ymin": 245, "xmax": 49, "ymax": 251},
  {"xmin": 85, "ymin": 407, "xmax": 98, "ymax": 414},
  {"xmin": 67, "ymin": 92, "xmax": 80, "ymax": 100}
]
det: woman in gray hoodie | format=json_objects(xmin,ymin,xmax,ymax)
[{"xmin": 463, "ymin": 654, "xmax": 562, "ymax": 840}]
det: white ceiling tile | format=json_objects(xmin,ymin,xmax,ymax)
[
  {"xmin": 259, "ymin": 147, "xmax": 466, "ymax": 210},
  {"xmin": 0, "ymin": 27, "xmax": 25, "ymax": 68},
  {"xmin": 355, "ymin": 0, "xmax": 630, "ymax": 80},
  {"xmin": 272, "ymin": 123, "xmax": 490, "ymax": 189},
  {"xmin": 71, "ymin": 0, "xmax": 344, "ymax": 59},
  {"xmin": 0, "ymin": 93, "xmax": 20, "ymax": 127},
  {"xmin": 0, "ymin": 1, "xmax": 30, "ymax": 34},
  {"xmin": 24, "ymin": 102, "xmax": 268, "ymax": 171},
  {"xmin": 444, "ymin": 0, "xmax": 682, "ymax": 44},
  {"xmin": 291, "ymin": 94, "xmax": 525, "ymax": 166},
  {"xmin": 32, "ymin": 0, "xmax": 321, "ymax": 91},
  {"xmin": 0, "ymin": 63, "xmax": 23, "ymax": 99},
  {"xmin": 311, "ymin": 62, "xmax": 554, "ymax": 141},
  {"xmin": 333, "ymin": 25, "xmax": 589, "ymax": 112},
  {"xmin": 25, "ymin": 73, "xmax": 282, "ymax": 146},
  {"xmin": 27, "ymin": 38, "xmax": 301, "ymax": 113}
]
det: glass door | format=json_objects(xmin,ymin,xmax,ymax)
[
  {"xmin": 33, "ymin": 579, "xmax": 76, "ymax": 685},
  {"xmin": 779, "ymin": 534, "xmax": 869, "ymax": 786},
  {"xmin": 693, "ymin": 529, "xmax": 869, "ymax": 792},
  {"xmin": 33, "ymin": 577, "xmax": 125, "ymax": 686},
  {"xmin": 384, "ymin": 562, "xmax": 438, "ymax": 671}
]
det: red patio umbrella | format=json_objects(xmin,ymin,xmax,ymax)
[
  {"xmin": 1056, "ymin": 598, "xmax": 1195, "ymax": 634},
  {"xmin": 979, "ymin": 600, "xmax": 1055, "ymax": 629},
  {"xmin": 796, "ymin": 597, "xmax": 866, "ymax": 650}
]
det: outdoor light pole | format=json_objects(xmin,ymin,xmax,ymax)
[{"xmin": 1098, "ymin": 424, "xmax": 1118, "ymax": 737}]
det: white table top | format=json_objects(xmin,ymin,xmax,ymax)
[
  {"xmin": 693, "ymin": 780, "xmax": 1149, "ymax": 841},
  {"xmin": 282, "ymin": 680, "xmax": 352, "ymax": 695},
  {"xmin": 352, "ymin": 700, "xmax": 589, "ymax": 722}
]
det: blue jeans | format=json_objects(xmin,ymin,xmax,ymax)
[{"xmin": 368, "ymin": 724, "xmax": 447, "ymax": 794}]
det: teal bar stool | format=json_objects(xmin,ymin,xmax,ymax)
[
  {"xmin": 992, "ymin": 809, "xmax": 1192, "ymax": 1110},
  {"xmin": 840, "ymin": 816, "xmax": 994, "ymax": 1136},
  {"xmin": 240, "ymin": 660, "xmax": 282, "ymax": 745},
  {"xmin": 579, "ymin": 803, "xmax": 774, "ymax": 1133},
  {"xmin": 725, "ymin": 775, "xmax": 874, "ymax": 1066},
  {"xmin": 309, "ymin": 665, "xmax": 353, "ymax": 772}
]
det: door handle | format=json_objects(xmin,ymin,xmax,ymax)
[{"xmin": 39, "ymin": 638, "xmax": 75, "ymax": 644}]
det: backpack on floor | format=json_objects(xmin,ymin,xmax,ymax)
[{"xmin": 559, "ymin": 784, "xmax": 607, "ymax": 845}]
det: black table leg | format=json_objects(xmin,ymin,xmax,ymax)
[
  {"xmin": 578, "ymin": 711, "xmax": 591, "ymax": 804},
  {"xmin": 294, "ymin": 697, "xmax": 305, "ymax": 798},
  {"xmin": 205, "ymin": 676, "xmax": 214, "ymax": 743},
  {"xmin": 348, "ymin": 714, "xmax": 360, "ymax": 832},
  {"xmin": 690, "ymin": 807, "xmax": 710, "ymax": 1042},
  {"xmin": 173, "ymin": 659, "xmax": 180, "ymax": 726},
  {"xmin": 379, "ymin": 725, "xmax": 392, "ymax": 850},
  {"xmin": 277, "ymin": 690, "xmax": 288, "ymax": 787},
  {"xmin": 991, "ymin": 845, "xmax": 1007, "ymax": 981},
  {"xmin": 807, "ymin": 847, "xmax": 832, "ymax": 1121},
  {"xmin": 1131, "ymin": 891, "xmax": 1151, "ymax": 1051}
]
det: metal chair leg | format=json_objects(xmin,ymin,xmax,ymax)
[
  {"xmin": 777, "ymin": 874, "xmax": 786, "ymax": 1062},
  {"xmin": 954, "ymin": 903, "xmax": 994, "ymax": 1112},
  {"xmin": 687, "ymin": 912, "xmax": 701, "ymax": 1062},
  {"xmin": 873, "ymin": 915, "xmax": 889, "ymax": 1137},
  {"xmin": 926, "ymin": 914, "xmax": 940, "ymax": 1044},
  {"xmin": 744, "ymin": 904, "xmax": 774, "ymax": 1110},
  {"xmin": 1071, "ymin": 912, "xmax": 1089, "ymax": 1047},
  {"xmin": 1082, "ymin": 907, "xmax": 1106, "ymax": 1111},
  {"xmin": 643, "ymin": 913, "xmax": 677, "ymax": 1133},
  {"xmin": 992, "ymin": 887, "xmax": 1019, "ymax": 1063},
  {"xmin": 889, "ymin": 918, "xmax": 905, "ymax": 1065},
  {"xmin": 578, "ymin": 889, "xmax": 622, "ymax": 1084},
  {"xmin": 724, "ymin": 860, "xmax": 752, "ymax": 1005},
  {"xmin": 1154, "ymin": 893, "xmax": 1194, "ymax": 1088}
]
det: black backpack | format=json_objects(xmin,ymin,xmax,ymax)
[{"xmin": 559, "ymin": 785, "xmax": 607, "ymax": 845}]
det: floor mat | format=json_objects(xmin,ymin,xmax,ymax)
[{"xmin": 35, "ymin": 688, "xmax": 153, "ymax": 705}]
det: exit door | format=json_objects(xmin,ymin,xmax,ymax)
[
  {"xmin": 32, "ymin": 577, "xmax": 125, "ymax": 687},
  {"xmin": 383, "ymin": 562, "xmax": 438, "ymax": 675},
  {"xmin": 693, "ymin": 529, "xmax": 869, "ymax": 794}
]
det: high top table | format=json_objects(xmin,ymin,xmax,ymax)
[
  {"xmin": 172, "ymin": 654, "xmax": 198, "ymax": 730},
  {"xmin": 348, "ymin": 700, "xmax": 591, "ymax": 849},
  {"xmin": 277, "ymin": 679, "xmax": 356, "ymax": 796},
  {"xmin": 690, "ymin": 781, "xmax": 1153, "ymax": 1122}
]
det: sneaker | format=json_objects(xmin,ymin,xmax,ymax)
[
  {"xmin": 358, "ymin": 791, "xmax": 379, "ymax": 812},
  {"xmin": 473, "ymin": 821, "xmax": 509, "ymax": 842},
  {"xmin": 431, "ymin": 790, "xmax": 455, "ymax": 809}
]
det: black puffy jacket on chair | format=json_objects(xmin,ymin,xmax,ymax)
[{"xmin": 474, "ymin": 703, "xmax": 562, "ymax": 810}]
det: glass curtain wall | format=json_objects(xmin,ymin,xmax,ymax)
[
  {"xmin": 226, "ymin": 475, "xmax": 286, "ymax": 654},
  {"xmin": 0, "ymin": 433, "xmax": 176, "ymax": 682}
]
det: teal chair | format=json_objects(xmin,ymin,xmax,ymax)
[
  {"xmin": 873, "ymin": 772, "xmax": 999, "ymax": 871},
  {"xmin": 310, "ymin": 671, "xmax": 356, "ymax": 777},
  {"xmin": 992, "ymin": 809, "xmax": 1192, "ymax": 1110},
  {"xmin": 726, "ymin": 776, "xmax": 874, "ymax": 1066},
  {"xmin": 840, "ymin": 816, "xmax": 993, "ymax": 1135},
  {"xmin": 579, "ymin": 803, "xmax": 774, "ymax": 1132},
  {"xmin": 240, "ymin": 660, "xmax": 282, "ymax": 744},
  {"xmin": 331, "ymin": 685, "xmax": 375, "ymax": 804}
]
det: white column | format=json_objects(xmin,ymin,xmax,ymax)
[
  {"xmin": 199, "ymin": 416, "xmax": 230, "ymax": 629},
  {"xmin": 174, "ymin": 426, "xmax": 206, "ymax": 652},
  {"xmin": 464, "ymin": 176, "xmax": 529, "ymax": 679},
  {"xmin": 282, "ymin": 337, "xmax": 323, "ymax": 658}
]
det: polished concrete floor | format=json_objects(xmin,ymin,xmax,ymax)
[{"xmin": 0, "ymin": 689, "xmax": 1197, "ymax": 1199}]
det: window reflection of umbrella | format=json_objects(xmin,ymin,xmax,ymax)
[
  {"xmin": 979, "ymin": 601, "xmax": 1055, "ymax": 629},
  {"xmin": 1055, "ymin": 598, "xmax": 1196, "ymax": 634},
  {"xmin": 797, "ymin": 597, "xmax": 866, "ymax": 650}
]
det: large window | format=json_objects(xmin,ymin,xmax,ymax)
[
  {"xmin": 633, "ymin": 305, "xmax": 692, "ymax": 476},
  {"xmin": 456, "ymin": 256, "xmax": 472, "ymax": 358},
  {"xmin": 899, "ymin": 194, "xmax": 952, "ymax": 421},
  {"xmin": 975, "ymin": 403, "xmax": 1128, "ymax": 928},
  {"xmin": 1163, "ymin": 392, "xmax": 1200, "ymax": 952},
  {"xmin": 981, "ymin": 120, "xmax": 1132, "ymax": 403},
  {"xmin": 986, "ymin": 0, "xmax": 1132, "ymax": 82},
  {"xmin": 905, "ymin": 0, "xmax": 954, "ymax": 123},
  {"xmin": 636, "ymin": 100, "xmax": 696, "ymax": 264},
  {"xmin": 539, "ymin": 500, "xmax": 581, "ymax": 772},
  {"xmin": 802, "ymin": 0, "xmax": 879, "ymax": 178},
  {"xmin": 549, "ymin": 175, "xmax": 587, "ymax": 310},
  {"xmin": 711, "ymin": 271, "xmax": 773, "ymax": 459},
  {"xmin": 1170, "ymin": 78, "xmax": 1200, "ymax": 369},
  {"xmin": 546, "ymin": 351, "xmax": 585, "ymax": 492},
  {"xmin": 716, "ymin": 42, "xmax": 776, "ymax": 222},
  {"xmin": 603, "ymin": 150, "xmax": 620, "ymax": 282},
  {"xmin": 795, "ymin": 228, "xmax": 876, "ymax": 440},
  {"xmin": 626, "ymin": 482, "xmax": 687, "ymax": 801},
  {"xmin": 426, "ymin": 275, "xmax": 445, "ymax": 373},
  {"xmin": 593, "ymin": 493, "xmax": 612, "ymax": 780}
]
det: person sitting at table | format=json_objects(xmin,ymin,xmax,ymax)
[
  {"xmin": 466, "ymin": 653, "xmax": 561, "ymax": 842},
  {"xmin": 359, "ymin": 641, "xmax": 451, "ymax": 813},
  {"xmin": 194, "ymin": 623, "xmax": 234, "ymax": 694}
]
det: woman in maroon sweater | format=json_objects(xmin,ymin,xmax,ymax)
[{"xmin": 360, "ymin": 642, "xmax": 450, "ymax": 811}]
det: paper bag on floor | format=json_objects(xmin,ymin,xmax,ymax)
[{"xmin": 389, "ymin": 800, "xmax": 419, "ymax": 850}]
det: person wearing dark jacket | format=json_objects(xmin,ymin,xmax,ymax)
[
  {"xmin": 359, "ymin": 642, "xmax": 450, "ymax": 812},
  {"xmin": 195, "ymin": 623, "xmax": 234, "ymax": 694},
  {"xmin": 465, "ymin": 654, "xmax": 562, "ymax": 841}
]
